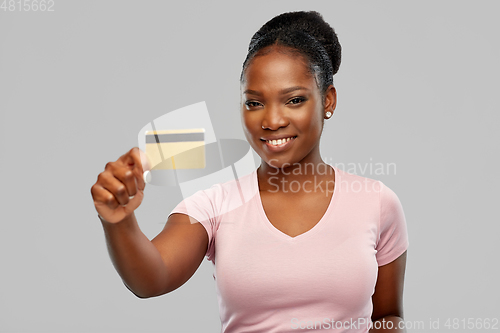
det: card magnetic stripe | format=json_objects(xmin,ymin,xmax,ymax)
[{"xmin": 145, "ymin": 132, "xmax": 205, "ymax": 143}]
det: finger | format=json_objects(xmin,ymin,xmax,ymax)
[
  {"xmin": 98, "ymin": 171, "xmax": 133, "ymax": 206},
  {"xmin": 129, "ymin": 147, "xmax": 150, "ymax": 190},
  {"xmin": 138, "ymin": 148, "xmax": 151, "ymax": 172},
  {"xmin": 122, "ymin": 147, "xmax": 143, "ymax": 171},
  {"xmin": 122, "ymin": 189, "xmax": 144, "ymax": 215},
  {"xmin": 117, "ymin": 148, "xmax": 148, "ymax": 191},
  {"xmin": 114, "ymin": 166, "xmax": 139, "ymax": 198},
  {"xmin": 91, "ymin": 183, "xmax": 120, "ymax": 211}
]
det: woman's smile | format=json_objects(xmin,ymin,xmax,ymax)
[{"xmin": 261, "ymin": 135, "xmax": 297, "ymax": 152}]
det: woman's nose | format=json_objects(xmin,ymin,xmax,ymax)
[{"xmin": 261, "ymin": 105, "xmax": 289, "ymax": 130}]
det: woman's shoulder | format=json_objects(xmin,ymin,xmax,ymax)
[
  {"xmin": 173, "ymin": 169, "xmax": 258, "ymax": 222},
  {"xmin": 332, "ymin": 165, "xmax": 383, "ymax": 188},
  {"xmin": 193, "ymin": 168, "xmax": 258, "ymax": 201},
  {"xmin": 332, "ymin": 166, "xmax": 404, "ymax": 215}
]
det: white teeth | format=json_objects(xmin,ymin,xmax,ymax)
[{"xmin": 267, "ymin": 137, "xmax": 294, "ymax": 146}]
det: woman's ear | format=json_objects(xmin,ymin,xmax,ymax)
[{"xmin": 324, "ymin": 85, "xmax": 337, "ymax": 119}]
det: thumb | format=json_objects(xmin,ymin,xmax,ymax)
[
  {"xmin": 138, "ymin": 148, "xmax": 152, "ymax": 185},
  {"xmin": 122, "ymin": 189, "xmax": 145, "ymax": 216},
  {"xmin": 127, "ymin": 147, "xmax": 151, "ymax": 188},
  {"xmin": 138, "ymin": 148, "xmax": 151, "ymax": 173}
]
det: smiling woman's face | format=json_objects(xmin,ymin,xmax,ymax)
[{"xmin": 241, "ymin": 46, "xmax": 335, "ymax": 170}]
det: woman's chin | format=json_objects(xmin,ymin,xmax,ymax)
[{"xmin": 262, "ymin": 156, "xmax": 295, "ymax": 170}]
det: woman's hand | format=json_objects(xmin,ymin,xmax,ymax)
[{"xmin": 91, "ymin": 147, "xmax": 150, "ymax": 223}]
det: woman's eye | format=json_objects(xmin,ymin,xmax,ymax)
[
  {"xmin": 245, "ymin": 101, "xmax": 262, "ymax": 108},
  {"xmin": 288, "ymin": 97, "xmax": 306, "ymax": 105}
]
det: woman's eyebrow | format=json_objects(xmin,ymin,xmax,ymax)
[{"xmin": 243, "ymin": 86, "xmax": 310, "ymax": 96}]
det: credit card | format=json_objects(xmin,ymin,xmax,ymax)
[{"xmin": 145, "ymin": 128, "xmax": 205, "ymax": 170}]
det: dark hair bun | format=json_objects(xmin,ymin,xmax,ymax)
[{"xmin": 250, "ymin": 11, "xmax": 341, "ymax": 75}]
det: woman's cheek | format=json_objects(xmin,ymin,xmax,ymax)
[
  {"xmin": 242, "ymin": 113, "xmax": 258, "ymax": 135},
  {"xmin": 242, "ymin": 115, "xmax": 259, "ymax": 147}
]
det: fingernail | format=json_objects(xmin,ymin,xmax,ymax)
[{"xmin": 143, "ymin": 170, "xmax": 151, "ymax": 184}]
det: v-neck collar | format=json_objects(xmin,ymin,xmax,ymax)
[{"xmin": 253, "ymin": 165, "xmax": 341, "ymax": 241}]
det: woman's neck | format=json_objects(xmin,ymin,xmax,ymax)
[{"xmin": 257, "ymin": 156, "xmax": 335, "ymax": 194}]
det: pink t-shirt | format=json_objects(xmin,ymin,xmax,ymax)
[{"xmin": 170, "ymin": 165, "xmax": 409, "ymax": 332}]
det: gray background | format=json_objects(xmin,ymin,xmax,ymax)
[{"xmin": 1, "ymin": 0, "xmax": 499, "ymax": 332}]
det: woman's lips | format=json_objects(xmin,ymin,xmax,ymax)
[{"xmin": 261, "ymin": 136, "xmax": 297, "ymax": 152}]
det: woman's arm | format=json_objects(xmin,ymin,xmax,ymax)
[
  {"xmin": 370, "ymin": 251, "xmax": 407, "ymax": 332},
  {"xmin": 100, "ymin": 212, "xmax": 208, "ymax": 298},
  {"xmin": 92, "ymin": 147, "xmax": 208, "ymax": 298}
]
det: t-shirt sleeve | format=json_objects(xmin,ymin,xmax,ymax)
[
  {"xmin": 168, "ymin": 184, "xmax": 223, "ymax": 262},
  {"xmin": 375, "ymin": 181, "xmax": 409, "ymax": 266}
]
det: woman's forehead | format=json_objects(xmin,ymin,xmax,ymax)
[{"xmin": 242, "ymin": 49, "xmax": 315, "ymax": 90}]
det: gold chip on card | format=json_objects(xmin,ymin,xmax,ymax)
[{"xmin": 145, "ymin": 129, "xmax": 205, "ymax": 170}]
